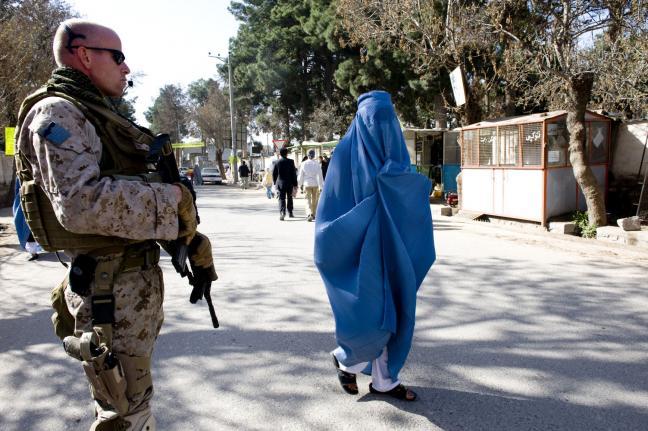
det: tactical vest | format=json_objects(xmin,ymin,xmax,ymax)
[{"xmin": 15, "ymin": 86, "xmax": 162, "ymax": 252}]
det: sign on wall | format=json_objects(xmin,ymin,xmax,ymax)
[{"xmin": 4, "ymin": 127, "xmax": 15, "ymax": 156}]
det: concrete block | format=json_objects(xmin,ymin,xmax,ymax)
[
  {"xmin": 440, "ymin": 206, "xmax": 454, "ymax": 216},
  {"xmin": 596, "ymin": 226, "xmax": 624, "ymax": 244},
  {"xmin": 548, "ymin": 221, "xmax": 577, "ymax": 235},
  {"xmin": 625, "ymin": 229, "xmax": 648, "ymax": 249},
  {"xmin": 617, "ymin": 216, "xmax": 641, "ymax": 231}
]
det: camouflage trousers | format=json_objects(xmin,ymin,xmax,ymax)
[{"xmin": 65, "ymin": 259, "xmax": 165, "ymax": 419}]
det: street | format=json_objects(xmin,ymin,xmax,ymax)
[{"xmin": 1, "ymin": 185, "xmax": 648, "ymax": 430}]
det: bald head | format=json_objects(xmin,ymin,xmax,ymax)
[
  {"xmin": 52, "ymin": 19, "xmax": 130, "ymax": 97},
  {"xmin": 53, "ymin": 19, "xmax": 119, "ymax": 67}
]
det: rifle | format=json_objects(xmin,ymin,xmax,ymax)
[{"xmin": 147, "ymin": 134, "xmax": 219, "ymax": 329}]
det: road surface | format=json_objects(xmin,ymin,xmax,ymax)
[{"xmin": 1, "ymin": 185, "xmax": 647, "ymax": 430}]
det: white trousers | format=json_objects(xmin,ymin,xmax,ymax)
[{"xmin": 332, "ymin": 347, "xmax": 400, "ymax": 392}]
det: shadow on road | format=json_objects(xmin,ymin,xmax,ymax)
[{"xmin": 2, "ymin": 186, "xmax": 648, "ymax": 430}]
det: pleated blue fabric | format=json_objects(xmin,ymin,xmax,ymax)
[
  {"xmin": 314, "ymin": 91, "xmax": 436, "ymax": 380},
  {"xmin": 13, "ymin": 178, "xmax": 32, "ymax": 250}
]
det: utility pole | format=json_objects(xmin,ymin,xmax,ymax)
[{"xmin": 208, "ymin": 49, "xmax": 238, "ymax": 183}]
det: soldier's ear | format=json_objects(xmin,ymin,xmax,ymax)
[{"xmin": 76, "ymin": 46, "xmax": 93, "ymax": 69}]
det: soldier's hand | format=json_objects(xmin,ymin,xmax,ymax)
[
  {"xmin": 176, "ymin": 183, "xmax": 197, "ymax": 244},
  {"xmin": 188, "ymin": 232, "xmax": 214, "ymax": 268}
]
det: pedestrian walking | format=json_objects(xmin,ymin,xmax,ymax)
[
  {"xmin": 314, "ymin": 91, "xmax": 435, "ymax": 401},
  {"xmin": 14, "ymin": 19, "xmax": 216, "ymax": 430},
  {"xmin": 320, "ymin": 155, "xmax": 329, "ymax": 180},
  {"xmin": 192, "ymin": 163, "xmax": 202, "ymax": 186},
  {"xmin": 298, "ymin": 149, "xmax": 323, "ymax": 222},
  {"xmin": 238, "ymin": 160, "xmax": 250, "ymax": 189},
  {"xmin": 272, "ymin": 147, "xmax": 298, "ymax": 220},
  {"xmin": 263, "ymin": 167, "xmax": 274, "ymax": 199}
]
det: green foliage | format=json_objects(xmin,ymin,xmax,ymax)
[
  {"xmin": 572, "ymin": 211, "xmax": 597, "ymax": 239},
  {"xmin": 187, "ymin": 78, "xmax": 219, "ymax": 107},
  {"xmin": 144, "ymin": 84, "xmax": 189, "ymax": 142},
  {"xmin": 187, "ymin": 78, "xmax": 231, "ymax": 150},
  {"xmin": 227, "ymin": 0, "xmax": 442, "ymax": 142}
]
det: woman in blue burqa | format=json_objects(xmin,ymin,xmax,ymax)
[{"xmin": 314, "ymin": 91, "xmax": 435, "ymax": 401}]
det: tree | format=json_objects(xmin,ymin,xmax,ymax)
[
  {"xmin": 336, "ymin": 0, "xmax": 513, "ymax": 125},
  {"xmin": 490, "ymin": 1, "xmax": 648, "ymax": 226},
  {"xmin": 229, "ymin": 0, "xmax": 305, "ymax": 141},
  {"xmin": 307, "ymin": 99, "xmax": 352, "ymax": 141},
  {"xmin": 0, "ymin": 0, "xmax": 74, "ymax": 127},
  {"xmin": 144, "ymin": 84, "xmax": 189, "ymax": 142},
  {"xmin": 333, "ymin": 41, "xmax": 442, "ymax": 127},
  {"xmin": 228, "ymin": 0, "xmax": 444, "ymax": 143},
  {"xmin": 0, "ymin": 0, "xmax": 74, "ymax": 205},
  {"xmin": 187, "ymin": 78, "xmax": 231, "ymax": 175},
  {"xmin": 337, "ymin": 0, "xmax": 648, "ymax": 227}
]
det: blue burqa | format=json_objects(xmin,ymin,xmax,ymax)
[
  {"xmin": 314, "ymin": 91, "xmax": 435, "ymax": 380},
  {"xmin": 13, "ymin": 178, "xmax": 33, "ymax": 250}
]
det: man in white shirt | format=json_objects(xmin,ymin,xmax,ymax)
[{"xmin": 298, "ymin": 149, "xmax": 324, "ymax": 222}]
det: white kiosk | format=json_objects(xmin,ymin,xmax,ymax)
[{"xmin": 459, "ymin": 110, "xmax": 611, "ymax": 226}]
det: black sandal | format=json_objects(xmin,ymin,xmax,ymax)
[
  {"xmin": 369, "ymin": 383, "xmax": 417, "ymax": 401},
  {"xmin": 331, "ymin": 354, "xmax": 358, "ymax": 395}
]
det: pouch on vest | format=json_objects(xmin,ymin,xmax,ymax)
[
  {"xmin": 50, "ymin": 276, "xmax": 75, "ymax": 340},
  {"xmin": 69, "ymin": 254, "xmax": 97, "ymax": 297}
]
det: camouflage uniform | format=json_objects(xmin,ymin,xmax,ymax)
[{"xmin": 17, "ymin": 96, "xmax": 179, "ymax": 419}]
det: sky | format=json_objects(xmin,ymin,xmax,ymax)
[{"xmin": 65, "ymin": 0, "xmax": 240, "ymax": 126}]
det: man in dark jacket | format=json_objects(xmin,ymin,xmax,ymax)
[
  {"xmin": 320, "ymin": 155, "xmax": 329, "ymax": 180},
  {"xmin": 238, "ymin": 160, "xmax": 250, "ymax": 189},
  {"xmin": 272, "ymin": 147, "xmax": 298, "ymax": 220}
]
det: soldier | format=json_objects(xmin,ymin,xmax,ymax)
[{"xmin": 14, "ymin": 19, "xmax": 216, "ymax": 430}]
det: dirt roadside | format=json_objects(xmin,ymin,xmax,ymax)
[
  {"xmin": 0, "ymin": 207, "xmax": 17, "ymax": 248},
  {"xmin": 441, "ymin": 213, "xmax": 648, "ymax": 265}
]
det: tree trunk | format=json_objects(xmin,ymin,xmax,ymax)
[
  {"xmin": 216, "ymin": 148, "xmax": 226, "ymax": 180},
  {"xmin": 462, "ymin": 82, "xmax": 482, "ymax": 125},
  {"xmin": 566, "ymin": 73, "xmax": 607, "ymax": 226},
  {"xmin": 503, "ymin": 86, "xmax": 517, "ymax": 117},
  {"xmin": 434, "ymin": 94, "xmax": 447, "ymax": 129},
  {"xmin": 284, "ymin": 110, "xmax": 291, "ymax": 144}
]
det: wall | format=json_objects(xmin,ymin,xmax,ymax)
[
  {"xmin": 0, "ymin": 155, "xmax": 15, "ymax": 207},
  {"xmin": 545, "ymin": 165, "xmax": 606, "ymax": 219},
  {"xmin": 461, "ymin": 168, "xmax": 544, "ymax": 222},
  {"xmin": 611, "ymin": 120, "xmax": 648, "ymax": 180}
]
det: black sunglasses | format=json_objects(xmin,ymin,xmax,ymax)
[{"xmin": 69, "ymin": 45, "xmax": 126, "ymax": 65}]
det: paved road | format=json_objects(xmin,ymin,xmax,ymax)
[{"xmin": 1, "ymin": 185, "xmax": 647, "ymax": 430}]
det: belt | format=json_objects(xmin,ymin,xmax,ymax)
[
  {"xmin": 88, "ymin": 241, "xmax": 160, "ymax": 273},
  {"xmin": 121, "ymin": 241, "xmax": 160, "ymax": 272}
]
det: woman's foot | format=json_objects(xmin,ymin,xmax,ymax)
[
  {"xmin": 331, "ymin": 354, "xmax": 358, "ymax": 395},
  {"xmin": 369, "ymin": 383, "xmax": 417, "ymax": 401},
  {"xmin": 28, "ymin": 253, "xmax": 39, "ymax": 261}
]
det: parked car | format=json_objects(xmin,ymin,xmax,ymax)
[{"xmin": 201, "ymin": 167, "xmax": 223, "ymax": 184}]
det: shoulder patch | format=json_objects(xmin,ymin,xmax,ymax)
[{"xmin": 37, "ymin": 122, "xmax": 71, "ymax": 145}]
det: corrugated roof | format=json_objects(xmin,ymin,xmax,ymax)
[{"xmin": 458, "ymin": 110, "xmax": 609, "ymax": 130}]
